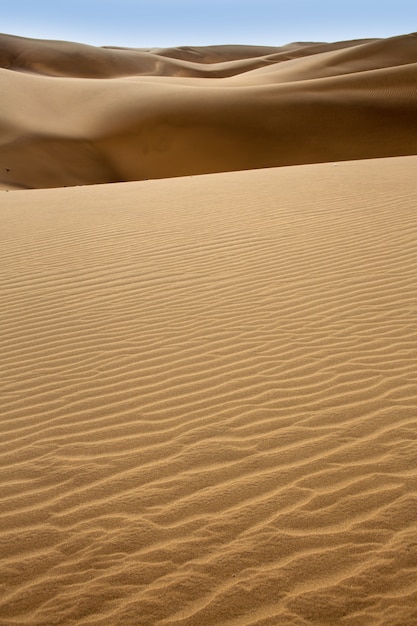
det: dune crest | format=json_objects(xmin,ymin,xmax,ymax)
[{"xmin": 1, "ymin": 32, "xmax": 417, "ymax": 188}]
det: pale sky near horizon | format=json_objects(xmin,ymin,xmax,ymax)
[{"xmin": 3, "ymin": 0, "xmax": 417, "ymax": 48}]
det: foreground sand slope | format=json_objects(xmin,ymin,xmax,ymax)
[
  {"xmin": 1, "ymin": 33, "xmax": 417, "ymax": 188},
  {"xmin": 1, "ymin": 156, "xmax": 417, "ymax": 624}
]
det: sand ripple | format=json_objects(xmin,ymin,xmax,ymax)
[{"xmin": 1, "ymin": 157, "xmax": 417, "ymax": 624}]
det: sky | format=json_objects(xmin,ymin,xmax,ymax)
[{"xmin": 2, "ymin": 0, "xmax": 417, "ymax": 48}]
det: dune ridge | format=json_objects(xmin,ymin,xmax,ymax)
[
  {"xmin": 1, "ymin": 32, "xmax": 417, "ymax": 188},
  {"xmin": 1, "ymin": 156, "xmax": 417, "ymax": 624}
]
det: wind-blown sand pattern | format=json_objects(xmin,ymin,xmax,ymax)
[
  {"xmin": 2, "ymin": 154, "xmax": 417, "ymax": 624},
  {"xmin": 1, "ymin": 32, "xmax": 417, "ymax": 188}
]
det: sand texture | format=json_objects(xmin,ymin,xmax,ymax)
[
  {"xmin": 1, "ymin": 32, "xmax": 417, "ymax": 188},
  {"xmin": 1, "ymin": 154, "xmax": 417, "ymax": 624}
]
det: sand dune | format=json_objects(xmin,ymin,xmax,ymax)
[
  {"xmin": 1, "ymin": 156, "xmax": 417, "ymax": 624},
  {"xmin": 1, "ymin": 30, "xmax": 417, "ymax": 625},
  {"xmin": 1, "ymin": 32, "xmax": 417, "ymax": 188}
]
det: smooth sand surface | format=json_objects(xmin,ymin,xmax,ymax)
[
  {"xmin": 1, "ymin": 32, "xmax": 417, "ymax": 188},
  {"xmin": 2, "ymin": 155, "xmax": 417, "ymax": 624}
]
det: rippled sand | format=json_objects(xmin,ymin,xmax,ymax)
[{"xmin": 1, "ymin": 32, "xmax": 417, "ymax": 626}]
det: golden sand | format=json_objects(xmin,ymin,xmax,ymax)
[
  {"xmin": 1, "ymin": 33, "xmax": 417, "ymax": 189},
  {"xmin": 1, "ymin": 32, "xmax": 417, "ymax": 626}
]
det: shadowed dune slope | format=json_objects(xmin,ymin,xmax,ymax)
[
  {"xmin": 1, "ymin": 156, "xmax": 417, "ymax": 624},
  {"xmin": 1, "ymin": 33, "xmax": 417, "ymax": 188}
]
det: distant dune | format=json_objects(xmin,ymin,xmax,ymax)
[
  {"xmin": 1, "ymin": 32, "xmax": 417, "ymax": 188},
  {"xmin": 1, "ymin": 32, "xmax": 417, "ymax": 626}
]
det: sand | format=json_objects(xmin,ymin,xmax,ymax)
[
  {"xmin": 1, "ymin": 32, "xmax": 417, "ymax": 626},
  {"xmin": 1, "ymin": 32, "xmax": 417, "ymax": 189}
]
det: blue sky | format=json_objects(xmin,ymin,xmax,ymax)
[{"xmin": 3, "ymin": 0, "xmax": 417, "ymax": 48}]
